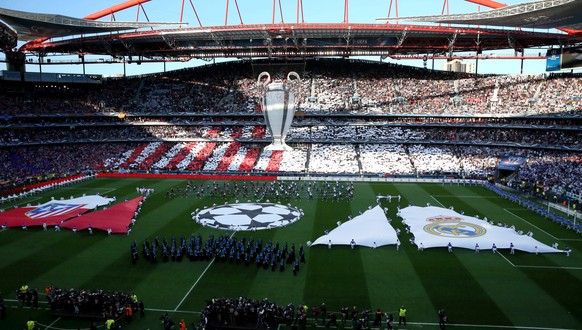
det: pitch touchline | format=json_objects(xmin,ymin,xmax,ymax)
[
  {"xmin": 283, "ymin": 320, "xmax": 577, "ymax": 330},
  {"xmin": 512, "ymin": 265, "xmax": 582, "ymax": 271},
  {"xmin": 174, "ymin": 231, "xmax": 237, "ymax": 311},
  {"xmin": 503, "ymin": 209, "xmax": 559, "ymax": 240},
  {"xmin": 8, "ymin": 300, "xmax": 577, "ymax": 330},
  {"xmin": 59, "ymin": 187, "xmax": 114, "ymax": 190},
  {"xmin": 432, "ymin": 195, "xmax": 504, "ymax": 198},
  {"xmin": 411, "ymin": 321, "xmax": 577, "ymax": 330},
  {"xmin": 147, "ymin": 307, "xmax": 200, "ymax": 314}
]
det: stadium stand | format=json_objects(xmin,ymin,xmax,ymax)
[{"xmin": 0, "ymin": 59, "xmax": 580, "ymax": 202}]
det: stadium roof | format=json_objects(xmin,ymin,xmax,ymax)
[
  {"xmin": 388, "ymin": 0, "xmax": 582, "ymax": 31},
  {"xmin": 0, "ymin": 20, "xmax": 16, "ymax": 50},
  {"xmin": 15, "ymin": 23, "xmax": 578, "ymax": 58},
  {"xmin": 0, "ymin": 7, "xmax": 179, "ymax": 41},
  {"xmin": 2, "ymin": 1, "xmax": 581, "ymax": 59}
]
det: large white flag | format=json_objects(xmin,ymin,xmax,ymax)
[
  {"xmin": 311, "ymin": 205, "xmax": 398, "ymax": 248},
  {"xmin": 399, "ymin": 206, "xmax": 563, "ymax": 254}
]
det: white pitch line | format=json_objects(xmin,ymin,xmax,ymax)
[
  {"xmin": 504, "ymin": 209, "xmax": 559, "ymax": 240},
  {"xmin": 146, "ymin": 307, "xmax": 200, "ymax": 314},
  {"xmin": 496, "ymin": 251, "xmax": 516, "ymax": 267},
  {"xmin": 174, "ymin": 258, "xmax": 216, "ymax": 311},
  {"xmin": 410, "ymin": 321, "xmax": 577, "ymax": 330},
  {"xmin": 432, "ymin": 195, "xmax": 504, "ymax": 199},
  {"xmin": 497, "ymin": 251, "xmax": 582, "ymax": 271},
  {"xmin": 430, "ymin": 195, "xmax": 445, "ymax": 208},
  {"xmin": 174, "ymin": 231, "xmax": 236, "ymax": 311},
  {"xmin": 512, "ymin": 264, "xmax": 582, "ymax": 271},
  {"xmin": 59, "ymin": 187, "xmax": 113, "ymax": 190},
  {"xmin": 14, "ymin": 197, "xmax": 42, "ymax": 207},
  {"xmin": 43, "ymin": 317, "xmax": 61, "ymax": 330},
  {"xmin": 99, "ymin": 189, "xmax": 117, "ymax": 195},
  {"xmin": 305, "ymin": 319, "xmax": 576, "ymax": 330}
]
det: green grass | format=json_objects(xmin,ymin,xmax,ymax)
[{"xmin": 1, "ymin": 178, "xmax": 582, "ymax": 330}]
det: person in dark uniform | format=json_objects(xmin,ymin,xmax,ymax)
[
  {"xmin": 373, "ymin": 308, "xmax": 382, "ymax": 326},
  {"xmin": 385, "ymin": 313, "xmax": 393, "ymax": 330},
  {"xmin": 438, "ymin": 308, "xmax": 448, "ymax": 330},
  {"xmin": 326, "ymin": 312, "xmax": 338, "ymax": 328}
]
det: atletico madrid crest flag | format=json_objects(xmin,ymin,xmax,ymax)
[{"xmin": 0, "ymin": 195, "xmax": 114, "ymax": 227}]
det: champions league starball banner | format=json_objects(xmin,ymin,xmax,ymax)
[
  {"xmin": 546, "ymin": 48, "xmax": 561, "ymax": 72},
  {"xmin": 399, "ymin": 205, "xmax": 563, "ymax": 254},
  {"xmin": 546, "ymin": 47, "xmax": 582, "ymax": 72}
]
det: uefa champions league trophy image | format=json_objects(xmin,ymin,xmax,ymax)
[{"xmin": 257, "ymin": 71, "xmax": 301, "ymax": 151}]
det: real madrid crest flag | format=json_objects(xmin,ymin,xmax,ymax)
[{"xmin": 399, "ymin": 206, "xmax": 563, "ymax": 254}]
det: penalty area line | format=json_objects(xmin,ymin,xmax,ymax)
[
  {"xmin": 497, "ymin": 252, "xmax": 582, "ymax": 271},
  {"xmin": 496, "ymin": 251, "xmax": 516, "ymax": 267},
  {"xmin": 503, "ymin": 209, "xmax": 559, "ymax": 241}
]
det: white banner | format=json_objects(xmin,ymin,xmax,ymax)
[
  {"xmin": 312, "ymin": 205, "xmax": 398, "ymax": 248},
  {"xmin": 399, "ymin": 206, "xmax": 563, "ymax": 254}
]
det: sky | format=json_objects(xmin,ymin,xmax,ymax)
[{"xmin": 0, "ymin": 0, "xmax": 573, "ymax": 76}]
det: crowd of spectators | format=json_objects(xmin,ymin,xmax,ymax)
[
  {"xmin": 0, "ymin": 58, "xmax": 580, "ymax": 197},
  {"xmin": 2, "ymin": 124, "xmax": 581, "ymax": 148},
  {"xmin": 45, "ymin": 286, "xmax": 135, "ymax": 320},
  {"xmin": 0, "ymin": 59, "xmax": 580, "ymax": 116},
  {"xmin": 308, "ymin": 144, "xmax": 360, "ymax": 174},
  {"xmin": 1, "ymin": 141, "xmax": 581, "ymax": 196},
  {"xmin": 201, "ymin": 297, "xmax": 292, "ymax": 329},
  {"xmin": 199, "ymin": 296, "xmax": 394, "ymax": 330}
]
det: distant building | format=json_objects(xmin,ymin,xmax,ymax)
[{"xmin": 442, "ymin": 59, "xmax": 475, "ymax": 73}]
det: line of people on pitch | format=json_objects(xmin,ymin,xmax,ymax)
[{"xmin": 131, "ymin": 234, "xmax": 306, "ymax": 274}]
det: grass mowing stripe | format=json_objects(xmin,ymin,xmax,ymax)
[
  {"xmin": 0, "ymin": 232, "xmax": 102, "ymax": 294},
  {"xmin": 517, "ymin": 259, "xmax": 582, "ymax": 326},
  {"xmin": 304, "ymin": 198, "xmax": 371, "ymax": 311},
  {"xmin": 430, "ymin": 195, "xmax": 445, "ymax": 207},
  {"xmin": 407, "ymin": 248, "xmax": 514, "ymax": 326}
]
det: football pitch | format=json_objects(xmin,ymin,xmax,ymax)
[{"xmin": 1, "ymin": 177, "xmax": 581, "ymax": 330}]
